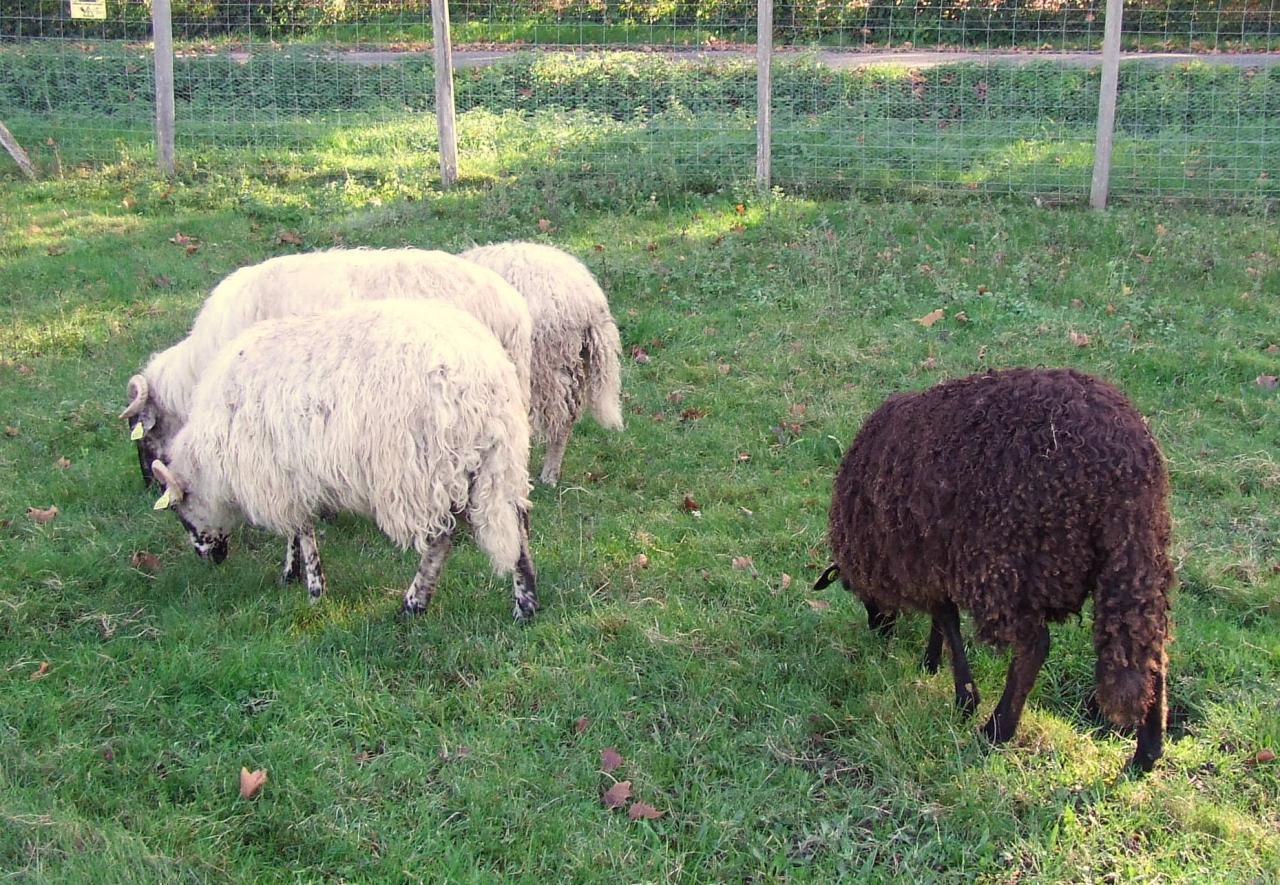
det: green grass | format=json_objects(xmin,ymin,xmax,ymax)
[{"xmin": 1, "ymin": 122, "xmax": 1278, "ymax": 879}]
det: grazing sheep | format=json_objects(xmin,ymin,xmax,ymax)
[
  {"xmin": 150, "ymin": 299, "xmax": 538, "ymax": 620},
  {"xmin": 461, "ymin": 241, "xmax": 623, "ymax": 485},
  {"xmin": 815, "ymin": 368, "xmax": 1173, "ymax": 771},
  {"xmin": 121, "ymin": 249, "xmax": 533, "ymax": 486}
]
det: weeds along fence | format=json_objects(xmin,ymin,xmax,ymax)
[{"xmin": 1, "ymin": 1, "xmax": 1277, "ymax": 203}]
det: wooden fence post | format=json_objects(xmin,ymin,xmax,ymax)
[
  {"xmin": 756, "ymin": 0, "xmax": 773, "ymax": 189},
  {"xmin": 152, "ymin": 0, "xmax": 176, "ymax": 175},
  {"xmin": 1089, "ymin": 0, "xmax": 1125, "ymax": 209},
  {"xmin": 431, "ymin": 0, "xmax": 458, "ymax": 187},
  {"xmin": 0, "ymin": 119, "xmax": 38, "ymax": 179}
]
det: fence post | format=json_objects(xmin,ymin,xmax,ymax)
[
  {"xmin": 1089, "ymin": 0, "xmax": 1124, "ymax": 209},
  {"xmin": 431, "ymin": 0, "xmax": 458, "ymax": 187},
  {"xmin": 756, "ymin": 0, "xmax": 773, "ymax": 189},
  {"xmin": 0, "ymin": 119, "xmax": 38, "ymax": 179},
  {"xmin": 151, "ymin": 0, "xmax": 175, "ymax": 175}
]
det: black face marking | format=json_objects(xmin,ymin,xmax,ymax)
[{"xmin": 174, "ymin": 511, "xmax": 228, "ymax": 563}]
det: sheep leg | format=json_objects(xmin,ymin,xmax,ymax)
[
  {"xmin": 1130, "ymin": 665, "xmax": 1166, "ymax": 773},
  {"xmin": 922, "ymin": 618, "xmax": 944, "ymax": 674},
  {"xmin": 538, "ymin": 431, "xmax": 571, "ymax": 486},
  {"xmin": 401, "ymin": 533, "xmax": 453, "ymax": 616},
  {"xmin": 934, "ymin": 602, "xmax": 979, "ymax": 715},
  {"xmin": 980, "ymin": 624, "xmax": 1050, "ymax": 744},
  {"xmin": 511, "ymin": 507, "xmax": 538, "ymax": 621},
  {"xmin": 279, "ymin": 533, "xmax": 304, "ymax": 585},
  {"xmin": 297, "ymin": 525, "xmax": 326, "ymax": 601}
]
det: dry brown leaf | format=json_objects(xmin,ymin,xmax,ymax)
[
  {"xmin": 1266, "ymin": 344, "xmax": 1278, "ymax": 354},
  {"xmin": 4, "ymin": 426, "xmax": 17, "ymax": 437},
  {"xmin": 920, "ymin": 356, "xmax": 938, "ymax": 370},
  {"xmin": 536, "ymin": 218, "xmax": 553, "ymax": 232},
  {"xmin": 169, "ymin": 231, "xmax": 197, "ymax": 246},
  {"xmin": 736, "ymin": 452, "xmax": 750, "ymax": 463},
  {"xmin": 915, "ymin": 309, "xmax": 945, "ymax": 328},
  {"xmin": 55, "ymin": 456, "xmax": 71, "ymax": 469},
  {"xmin": 806, "ymin": 599, "xmax": 831, "ymax": 612},
  {"xmin": 731, "ymin": 556, "xmax": 754, "ymax": 571},
  {"xmin": 1251, "ymin": 748, "xmax": 1276, "ymax": 764},
  {"xmin": 734, "ymin": 203, "xmax": 746, "ymax": 215},
  {"xmin": 30, "ymin": 661, "xmax": 49, "ymax": 680},
  {"xmin": 130, "ymin": 551, "xmax": 163, "ymax": 573},
  {"xmin": 954, "ymin": 311, "xmax": 969, "ymax": 323},
  {"xmin": 632, "ymin": 553, "xmax": 650, "ymax": 569},
  {"xmin": 602, "ymin": 780, "xmax": 632, "ymax": 810},
  {"xmin": 681, "ymin": 495, "xmax": 701, "ymax": 514},
  {"xmin": 27, "ymin": 505, "xmax": 58, "ymax": 524},
  {"xmin": 601, "ymin": 748, "xmax": 623, "ymax": 773},
  {"xmin": 1068, "ymin": 331, "xmax": 1091, "ymax": 348},
  {"xmin": 628, "ymin": 801, "xmax": 664, "ymax": 821},
  {"xmin": 239, "ymin": 767, "xmax": 268, "ymax": 799},
  {"xmin": 573, "ymin": 716, "xmax": 590, "ymax": 735},
  {"xmin": 1155, "ymin": 223, "xmax": 1169, "ymax": 237},
  {"xmin": 780, "ymin": 573, "xmax": 792, "ymax": 591},
  {"xmin": 679, "ymin": 407, "xmax": 707, "ymax": 421},
  {"xmin": 276, "ymin": 229, "xmax": 303, "ymax": 246},
  {"xmin": 789, "ymin": 403, "xmax": 807, "ymax": 418},
  {"xmin": 665, "ymin": 390, "xmax": 685, "ymax": 404},
  {"xmin": 631, "ymin": 346, "xmax": 651, "ymax": 364},
  {"xmin": 1256, "ymin": 375, "xmax": 1278, "ymax": 390}
]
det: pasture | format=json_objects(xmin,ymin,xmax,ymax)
[{"xmin": 1, "ymin": 130, "xmax": 1278, "ymax": 879}]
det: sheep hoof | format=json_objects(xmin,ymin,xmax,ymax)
[
  {"xmin": 1127, "ymin": 749, "xmax": 1159, "ymax": 774},
  {"xmin": 512, "ymin": 600, "xmax": 538, "ymax": 622},
  {"xmin": 400, "ymin": 599, "xmax": 428, "ymax": 618},
  {"xmin": 979, "ymin": 715, "xmax": 1013, "ymax": 745},
  {"xmin": 955, "ymin": 688, "xmax": 979, "ymax": 718}
]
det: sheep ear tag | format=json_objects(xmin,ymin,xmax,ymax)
[
  {"xmin": 153, "ymin": 489, "xmax": 172, "ymax": 510},
  {"xmin": 813, "ymin": 563, "xmax": 840, "ymax": 591},
  {"xmin": 130, "ymin": 422, "xmax": 145, "ymax": 441}
]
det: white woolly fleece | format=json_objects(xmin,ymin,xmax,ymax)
[
  {"xmin": 138, "ymin": 248, "xmax": 533, "ymax": 462},
  {"xmin": 168, "ymin": 300, "xmax": 532, "ymax": 574}
]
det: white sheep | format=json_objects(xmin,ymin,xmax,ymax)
[
  {"xmin": 121, "ymin": 248, "xmax": 533, "ymax": 486},
  {"xmin": 461, "ymin": 241, "xmax": 623, "ymax": 485},
  {"xmin": 150, "ymin": 299, "xmax": 538, "ymax": 620}
]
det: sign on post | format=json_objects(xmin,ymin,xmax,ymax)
[{"xmin": 70, "ymin": 1, "xmax": 107, "ymax": 20}]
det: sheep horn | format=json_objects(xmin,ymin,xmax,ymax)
[
  {"xmin": 151, "ymin": 459, "xmax": 184, "ymax": 502},
  {"xmin": 119, "ymin": 374, "xmax": 149, "ymax": 420}
]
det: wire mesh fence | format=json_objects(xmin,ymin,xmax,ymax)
[{"xmin": 1, "ymin": 1, "xmax": 1277, "ymax": 203}]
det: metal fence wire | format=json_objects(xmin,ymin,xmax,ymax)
[{"xmin": 1, "ymin": 1, "xmax": 1277, "ymax": 203}]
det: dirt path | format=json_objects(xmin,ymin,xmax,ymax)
[{"xmin": 306, "ymin": 46, "xmax": 1280, "ymax": 69}]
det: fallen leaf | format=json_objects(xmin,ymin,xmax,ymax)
[
  {"xmin": 27, "ymin": 506, "xmax": 58, "ymax": 524},
  {"xmin": 537, "ymin": 218, "xmax": 553, "ymax": 232},
  {"xmin": 666, "ymin": 390, "xmax": 685, "ymax": 404},
  {"xmin": 736, "ymin": 452, "xmax": 751, "ymax": 463},
  {"xmin": 734, "ymin": 203, "xmax": 746, "ymax": 215},
  {"xmin": 1070, "ymin": 299, "xmax": 1084, "ymax": 309},
  {"xmin": 4, "ymin": 426, "xmax": 17, "ymax": 437},
  {"xmin": 731, "ymin": 556, "xmax": 754, "ymax": 571},
  {"xmin": 730, "ymin": 223, "xmax": 746, "ymax": 234},
  {"xmin": 239, "ymin": 767, "xmax": 268, "ymax": 799},
  {"xmin": 602, "ymin": 780, "xmax": 632, "ymax": 810},
  {"xmin": 681, "ymin": 495, "xmax": 701, "ymax": 513},
  {"xmin": 121, "ymin": 195, "xmax": 136, "ymax": 209},
  {"xmin": 920, "ymin": 356, "xmax": 938, "ymax": 369},
  {"xmin": 806, "ymin": 599, "xmax": 831, "ymax": 612},
  {"xmin": 717, "ymin": 363, "xmax": 732, "ymax": 375},
  {"xmin": 977, "ymin": 285, "xmax": 990, "ymax": 295},
  {"xmin": 130, "ymin": 551, "xmax": 162, "ymax": 573},
  {"xmin": 1155, "ymin": 223, "xmax": 1169, "ymax": 237},
  {"xmin": 55, "ymin": 456, "xmax": 71, "ymax": 469},
  {"xmin": 628, "ymin": 801, "xmax": 664, "ymax": 821},
  {"xmin": 679, "ymin": 407, "xmax": 707, "ymax": 421},
  {"xmin": 275, "ymin": 229, "xmax": 303, "ymax": 246},
  {"xmin": 780, "ymin": 573, "xmax": 792, "ymax": 590},
  {"xmin": 593, "ymin": 243, "xmax": 604, "ymax": 252},
  {"xmin": 573, "ymin": 716, "xmax": 590, "ymax": 735},
  {"xmin": 1256, "ymin": 375, "xmax": 1278, "ymax": 390},
  {"xmin": 789, "ymin": 403, "xmax": 807, "ymax": 418},
  {"xmin": 632, "ymin": 553, "xmax": 650, "ymax": 569},
  {"xmin": 631, "ymin": 346, "xmax": 651, "ymax": 364},
  {"xmin": 1068, "ymin": 331, "xmax": 1091, "ymax": 348},
  {"xmin": 1265, "ymin": 344, "xmax": 1277, "ymax": 354},
  {"xmin": 17, "ymin": 365, "xmax": 33, "ymax": 376},
  {"xmin": 645, "ymin": 242, "xmax": 658, "ymax": 252},
  {"xmin": 1252, "ymin": 748, "xmax": 1275, "ymax": 764},
  {"xmin": 954, "ymin": 311, "xmax": 969, "ymax": 323},
  {"xmin": 601, "ymin": 748, "xmax": 623, "ymax": 772},
  {"xmin": 169, "ymin": 231, "xmax": 197, "ymax": 246},
  {"xmin": 1106, "ymin": 303, "xmax": 1116, "ymax": 315},
  {"xmin": 977, "ymin": 345, "xmax": 988, "ymax": 361},
  {"xmin": 46, "ymin": 243, "xmax": 66, "ymax": 256},
  {"xmin": 915, "ymin": 309, "xmax": 945, "ymax": 328},
  {"xmin": 30, "ymin": 661, "xmax": 49, "ymax": 680}
]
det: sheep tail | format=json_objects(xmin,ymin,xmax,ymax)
[
  {"xmin": 1091, "ymin": 497, "xmax": 1173, "ymax": 728},
  {"xmin": 582, "ymin": 318, "xmax": 624, "ymax": 431},
  {"xmin": 465, "ymin": 431, "xmax": 531, "ymax": 578}
]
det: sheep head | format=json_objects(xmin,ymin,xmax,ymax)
[
  {"xmin": 151, "ymin": 458, "xmax": 230, "ymax": 564},
  {"xmin": 121, "ymin": 374, "xmax": 162, "ymax": 487}
]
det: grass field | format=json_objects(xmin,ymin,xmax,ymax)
[{"xmin": 1, "ymin": 106, "xmax": 1279, "ymax": 880}]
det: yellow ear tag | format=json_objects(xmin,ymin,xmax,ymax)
[
  {"xmin": 154, "ymin": 489, "xmax": 172, "ymax": 510},
  {"xmin": 130, "ymin": 422, "xmax": 145, "ymax": 441}
]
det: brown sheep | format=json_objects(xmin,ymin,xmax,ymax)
[{"xmin": 815, "ymin": 367, "xmax": 1173, "ymax": 772}]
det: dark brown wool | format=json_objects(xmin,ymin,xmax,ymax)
[{"xmin": 824, "ymin": 367, "xmax": 1173, "ymax": 771}]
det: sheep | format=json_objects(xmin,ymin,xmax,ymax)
[
  {"xmin": 460, "ymin": 241, "xmax": 623, "ymax": 485},
  {"xmin": 149, "ymin": 299, "xmax": 538, "ymax": 621},
  {"xmin": 120, "ymin": 248, "xmax": 533, "ymax": 487},
  {"xmin": 814, "ymin": 367, "xmax": 1173, "ymax": 771}
]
